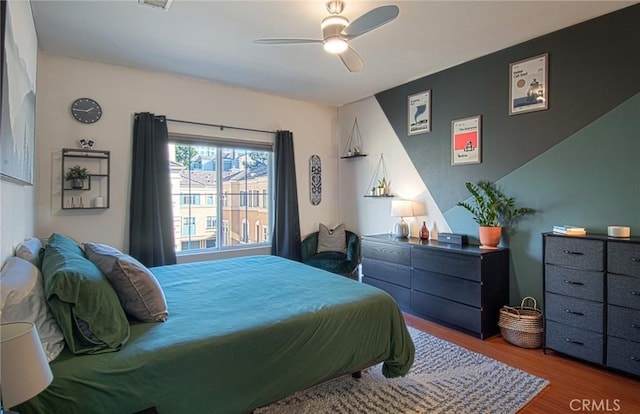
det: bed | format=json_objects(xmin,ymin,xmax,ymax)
[{"xmin": 17, "ymin": 254, "xmax": 415, "ymax": 414}]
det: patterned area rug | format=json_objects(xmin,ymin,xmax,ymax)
[{"xmin": 257, "ymin": 327, "xmax": 549, "ymax": 413}]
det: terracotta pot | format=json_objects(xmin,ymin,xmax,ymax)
[{"xmin": 479, "ymin": 226, "xmax": 502, "ymax": 249}]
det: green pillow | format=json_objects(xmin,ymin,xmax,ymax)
[
  {"xmin": 41, "ymin": 244, "xmax": 129, "ymax": 354},
  {"xmin": 47, "ymin": 232, "xmax": 84, "ymax": 256}
]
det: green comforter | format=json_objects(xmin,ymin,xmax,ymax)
[{"xmin": 19, "ymin": 255, "xmax": 414, "ymax": 414}]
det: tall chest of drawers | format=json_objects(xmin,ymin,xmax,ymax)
[
  {"xmin": 361, "ymin": 234, "xmax": 509, "ymax": 339},
  {"xmin": 543, "ymin": 233, "xmax": 640, "ymax": 375}
]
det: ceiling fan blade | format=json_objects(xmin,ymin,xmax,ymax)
[
  {"xmin": 339, "ymin": 46, "xmax": 364, "ymax": 73},
  {"xmin": 343, "ymin": 5, "xmax": 399, "ymax": 40},
  {"xmin": 254, "ymin": 39, "xmax": 322, "ymax": 45}
]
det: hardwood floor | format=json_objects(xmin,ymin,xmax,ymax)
[{"xmin": 404, "ymin": 314, "xmax": 640, "ymax": 413}]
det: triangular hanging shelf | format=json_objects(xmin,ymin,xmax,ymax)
[
  {"xmin": 364, "ymin": 153, "xmax": 393, "ymax": 197},
  {"xmin": 341, "ymin": 118, "xmax": 367, "ymax": 159}
]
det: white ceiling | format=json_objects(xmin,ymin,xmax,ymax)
[{"xmin": 30, "ymin": 0, "xmax": 636, "ymax": 107}]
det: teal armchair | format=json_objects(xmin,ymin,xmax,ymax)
[{"xmin": 301, "ymin": 230, "xmax": 361, "ymax": 280}]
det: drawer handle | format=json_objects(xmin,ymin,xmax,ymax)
[
  {"xmin": 632, "ymin": 324, "xmax": 640, "ymax": 329},
  {"xmin": 564, "ymin": 309, "xmax": 584, "ymax": 316},
  {"xmin": 564, "ymin": 280, "xmax": 584, "ymax": 286},
  {"xmin": 631, "ymin": 258, "xmax": 640, "ymax": 263},
  {"xmin": 562, "ymin": 249, "xmax": 583, "ymax": 256},
  {"xmin": 632, "ymin": 291, "xmax": 640, "ymax": 296},
  {"xmin": 565, "ymin": 338, "xmax": 584, "ymax": 345},
  {"xmin": 631, "ymin": 357, "xmax": 640, "ymax": 362}
]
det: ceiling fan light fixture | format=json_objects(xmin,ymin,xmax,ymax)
[
  {"xmin": 323, "ymin": 37, "xmax": 348, "ymax": 54},
  {"xmin": 321, "ymin": 15, "xmax": 349, "ymax": 30}
]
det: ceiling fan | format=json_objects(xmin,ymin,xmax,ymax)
[{"xmin": 254, "ymin": 1, "xmax": 399, "ymax": 73}]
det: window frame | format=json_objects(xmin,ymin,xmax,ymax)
[{"xmin": 169, "ymin": 135, "xmax": 273, "ymax": 255}]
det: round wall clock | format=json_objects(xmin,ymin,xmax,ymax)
[{"xmin": 71, "ymin": 98, "xmax": 102, "ymax": 124}]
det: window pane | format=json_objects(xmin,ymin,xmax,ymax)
[{"xmin": 169, "ymin": 142, "xmax": 270, "ymax": 252}]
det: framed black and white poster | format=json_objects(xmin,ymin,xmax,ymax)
[
  {"xmin": 509, "ymin": 53, "xmax": 548, "ymax": 116},
  {"xmin": 1, "ymin": 0, "xmax": 38, "ymax": 185},
  {"xmin": 451, "ymin": 115, "xmax": 481, "ymax": 165},
  {"xmin": 408, "ymin": 90, "xmax": 431, "ymax": 135}
]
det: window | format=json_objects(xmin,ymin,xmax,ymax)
[
  {"xmin": 182, "ymin": 217, "xmax": 196, "ymax": 237},
  {"xmin": 170, "ymin": 141, "xmax": 272, "ymax": 253},
  {"xmin": 241, "ymin": 219, "xmax": 248, "ymax": 243},
  {"xmin": 180, "ymin": 194, "xmax": 200, "ymax": 205}
]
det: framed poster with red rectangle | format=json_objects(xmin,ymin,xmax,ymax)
[{"xmin": 451, "ymin": 115, "xmax": 481, "ymax": 165}]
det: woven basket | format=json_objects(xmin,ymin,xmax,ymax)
[{"xmin": 498, "ymin": 296, "xmax": 544, "ymax": 349}]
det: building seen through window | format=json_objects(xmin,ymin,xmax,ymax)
[{"xmin": 169, "ymin": 142, "xmax": 271, "ymax": 253}]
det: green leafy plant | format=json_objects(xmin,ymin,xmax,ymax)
[
  {"xmin": 65, "ymin": 165, "xmax": 89, "ymax": 181},
  {"xmin": 457, "ymin": 181, "xmax": 535, "ymax": 227}
]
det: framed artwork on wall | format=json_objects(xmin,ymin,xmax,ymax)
[
  {"xmin": 451, "ymin": 115, "xmax": 481, "ymax": 165},
  {"xmin": 509, "ymin": 53, "xmax": 548, "ymax": 116},
  {"xmin": 1, "ymin": 0, "xmax": 38, "ymax": 185},
  {"xmin": 408, "ymin": 90, "xmax": 431, "ymax": 135}
]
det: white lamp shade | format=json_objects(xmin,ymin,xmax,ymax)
[
  {"xmin": 411, "ymin": 201, "xmax": 427, "ymax": 217},
  {"xmin": 391, "ymin": 200, "xmax": 413, "ymax": 217},
  {"xmin": 1, "ymin": 322, "xmax": 53, "ymax": 409}
]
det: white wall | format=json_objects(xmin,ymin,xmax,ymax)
[
  {"xmin": 34, "ymin": 53, "xmax": 339, "ymax": 257},
  {"xmin": 337, "ymin": 97, "xmax": 450, "ymax": 238},
  {"xmin": 0, "ymin": 182, "xmax": 35, "ymax": 263}
]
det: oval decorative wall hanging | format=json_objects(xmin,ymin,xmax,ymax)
[{"xmin": 310, "ymin": 155, "xmax": 321, "ymax": 205}]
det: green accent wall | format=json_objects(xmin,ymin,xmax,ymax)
[
  {"xmin": 373, "ymin": 5, "xmax": 640, "ymax": 304},
  {"xmin": 375, "ymin": 4, "xmax": 640, "ymax": 212},
  {"xmin": 447, "ymin": 93, "xmax": 640, "ymax": 303}
]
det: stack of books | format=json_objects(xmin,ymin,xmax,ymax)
[{"xmin": 553, "ymin": 225, "xmax": 586, "ymax": 236}]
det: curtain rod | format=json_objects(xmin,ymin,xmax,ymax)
[{"xmin": 166, "ymin": 118, "xmax": 276, "ymax": 135}]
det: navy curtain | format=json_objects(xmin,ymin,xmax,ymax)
[
  {"xmin": 129, "ymin": 113, "xmax": 176, "ymax": 267},
  {"xmin": 271, "ymin": 130, "xmax": 302, "ymax": 261}
]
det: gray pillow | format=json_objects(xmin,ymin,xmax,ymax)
[
  {"xmin": 317, "ymin": 223, "xmax": 347, "ymax": 254},
  {"xmin": 15, "ymin": 237, "xmax": 44, "ymax": 267},
  {"xmin": 83, "ymin": 242, "xmax": 168, "ymax": 322}
]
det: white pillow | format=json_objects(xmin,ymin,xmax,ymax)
[
  {"xmin": 1, "ymin": 256, "xmax": 65, "ymax": 361},
  {"xmin": 15, "ymin": 237, "xmax": 44, "ymax": 267}
]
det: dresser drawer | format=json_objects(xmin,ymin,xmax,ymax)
[
  {"xmin": 361, "ymin": 257, "xmax": 410, "ymax": 288},
  {"xmin": 545, "ymin": 292, "xmax": 603, "ymax": 332},
  {"xmin": 608, "ymin": 305, "xmax": 640, "ymax": 342},
  {"xmin": 545, "ymin": 265, "xmax": 604, "ymax": 302},
  {"xmin": 608, "ymin": 273, "xmax": 640, "ymax": 310},
  {"xmin": 411, "ymin": 247, "xmax": 481, "ymax": 282},
  {"xmin": 362, "ymin": 277, "xmax": 410, "ymax": 310},
  {"xmin": 545, "ymin": 320, "xmax": 604, "ymax": 364},
  {"xmin": 411, "ymin": 291, "xmax": 481, "ymax": 334},
  {"xmin": 545, "ymin": 237, "xmax": 604, "ymax": 271},
  {"xmin": 608, "ymin": 242, "xmax": 640, "ymax": 277},
  {"xmin": 606, "ymin": 336, "xmax": 640, "ymax": 376},
  {"xmin": 362, "ymin": 241, "xmax": 410, "ymax": 266},
  {"xmin": 411, "ymin": 268, "xmax": 481, "ymax": 307}
]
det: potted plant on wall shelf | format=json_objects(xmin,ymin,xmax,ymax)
[
  {"xmin": 457, "ymin": 181, "xmax": 535, "ymax": 249},
  {"xmin": 65, "ymin": 165, "xmax": 89, "ymax": 189}
]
